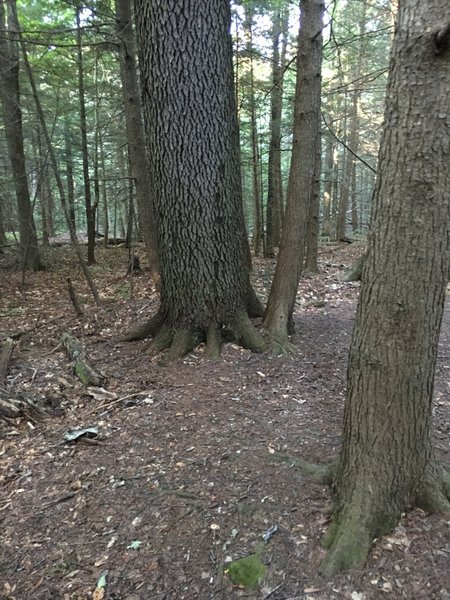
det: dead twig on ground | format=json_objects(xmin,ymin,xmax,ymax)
[{"xmin": 0, "ymin": 338, "xmax": 14, "ymax": 385}]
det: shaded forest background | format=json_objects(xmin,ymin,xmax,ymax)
[{"xmin": 0, "ymin": 0, "xmax": 393, "ymax": 262}]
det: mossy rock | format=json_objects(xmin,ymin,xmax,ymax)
[{"xmin": 225, "ymin": 553, "xmax": 268, "ymax": 589}]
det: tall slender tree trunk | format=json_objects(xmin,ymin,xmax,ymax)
[
  {"xmin": 335, "ymin": 93, "xmax": 349, "ymax": 241},
  {"xmin": 65, "ymin": 126, "xmax": 76, "ymax": 234},
  {"xmin": 0, "ymin": 198, "xmax": 7, "ymax": 247},
  {"xmin": 76, "ymin": 6, "xmax": 96, "ymax": 264},
  {"xmin": 331, "ymin": 145, "xmax": 340, "ymax": 231},
  {"xmin": 93, "ymin": 50, "xmax": 101, "ymax": 244},
  {"xmin": 0, "ymin": 0, "xmax": 41, "ymax": 270},
  {"xmin": 243, "ymin": 7, "xmax": 263, "ymax": 256},
  {"xmin": 321, "ymin": 0, "xmax": 450, "ymax": 576},
  {"xmin": 263, "ymin": 0, "xmax": 324, "ymax": 347},
  {"xmin": 305, "ymin": 134, "xmax": 321, "ymax": 272},
  {"xmin": 35, "ymin": 127, "xmax": 54, "ymax": 244},
  {"xmin": 338, "ymin": 90, "xmax": 360, "ymax": 240},
  {"xmin": 265, "ymin": 8, "xmax": 285, "ymax": 258},
  {"xmin": 99, "ymin": 128, "xmax": 108, "ymax": 246},
  {"xmin": 115, "ymin": 0, "xmax": 159, "ymax": 287},
  {"xmin": 321, "ymin": 133, "xmax": 333, "ymax": 237},
  {"xmin": 19, "ymin": 22, "xmax": 100, "ymax": 303}
]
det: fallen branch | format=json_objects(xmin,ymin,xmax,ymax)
[
  {"xmin": 67, "ymin": 278, "xmax": 83, "ymax": 317},
  {"xmin": 0, "ymin": 388, "xmax": 48, "ymax": 423},
  {"xmin": 61, "ymin": 333, "xmax": 105, "ymax": 386},
  {"xmin": 0, "ymin": 338, "xmax": 14, "ymax": 386}
]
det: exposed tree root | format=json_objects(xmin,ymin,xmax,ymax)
[
  {"xmin": 206, "ymin": 323, "xmax": 222, "ymax": 359},
  {"xmin": 274, "ymin": 453, "xmax": 336, "ymax": 485},
  {"xmin": 415, "ymin": 467, "xmax": 450, "ymax": 513},
  {"xmin": 142, "ymin": 324, "xmax": 173, "ymax": 355},
  {"xmin": 442, "ymin": 469, "xmax": 450, "ymax": 497},
  {"xmin": 320, "ymin": 466, "xmax": 450, "ymax": 577},
  {"xmin": 230, "ymin": 310, "xmax": 266, "ymax": 353},
  {"xmin": 118, "ymin": 310, "xmax": 165, "ymax": 342},
  {"xmin": 122, "ymin": 305, "xmax": 266, "ymax": 359},
  {"xmin": 166, "ymin": 327, "xmax": 200, "ymax": 360},
  {"xmin": 320, "ymin": 508, "xmax": 375, "ymax": 577},
  {"xmin": 271, "ymin": 336, "xmax": 297, "ymax": 356},
  {"xmin": 343, "ymin": 252, "xmax": 365, "ymax": 282}
]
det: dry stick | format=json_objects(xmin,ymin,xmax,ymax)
[
  {"xmin": 17, "ymin": 24, "xmax": 100, "ymax": 304},
  {"xmin": 67, "ymin": 278, "xmax": 84, "ymax": 317},
  {"xmin": 321, "ymin": 111, "xmax": 377, "ymax": 174},
  {"xmin": 0, "ymin": 338, "xmax": 14, "ymax": 386},
  {"xmin": 61, "ymin": 332, "xmax": 104, "ymax": 387}
]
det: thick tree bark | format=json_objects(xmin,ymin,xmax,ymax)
[
  {"xmin": 115, "ymin": 0, "xmax": 160, "ymax": 287},
  {"xmin": 0, "ymin": 0, "xmax": 41, "ymax": 270},
  {"xmin": 130, "ymin": 0, "xmax": 265, "ymax": 358},
  {"xmin": 263, "ymin": 0, "xmax": 323, "ymax": 347},
  {"xmin": 321, "ymin": 1, "xmax": 450, "ymax": 576}
]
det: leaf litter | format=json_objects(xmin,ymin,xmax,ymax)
[{"xmin": 1, "ymin": 244, "xmax": 450, "ymax": 599}]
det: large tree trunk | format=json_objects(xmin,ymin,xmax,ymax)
[
  {"xmin": 321, "ymin": 0, "xmax": 450, "ymax": 576},
  {"xmin": 263, "ymin": 0, "xmax": 323, "ymax": 347},
  {"xmin": 129, "ymin": 0, "xmax": 265, "ymax": 358},
  {"xmin": 115, "ymin": 0, "xmax": 160, "ymax": 287},
  {"xmin": 0, "ymin": 0, "xmax": 41, "ymax": 270}
]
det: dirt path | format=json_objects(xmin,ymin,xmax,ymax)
[{"xmin": 1, "ymin": 245, "xmax": 450, "ymax": 599}]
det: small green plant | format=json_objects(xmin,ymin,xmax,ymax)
[{"xmin": 52, "ymin": 559, "xmax": 75, "ymax": 573}]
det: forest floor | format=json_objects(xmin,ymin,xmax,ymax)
[{"xmin": 1, "ymin": 242, "xmax": 450, "ymax": 600}]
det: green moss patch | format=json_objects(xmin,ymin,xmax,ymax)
[{"xmin": 225, "ymin": 553, "xmax": 268, "ymax": 589}]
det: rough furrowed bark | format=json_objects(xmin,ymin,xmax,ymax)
[
  {"xmin": 132, "ymin": 0, "xmax": 266, "ymax": 360},
  {"xmin": 321, "ymin": 465, "xmax": 450, "ymax": 577},
  {"xmin": 263, "ymin": 0, "xmax": 323, "ymax": 343},
  {"xmin": 319, "ymin": 1, "xmax": 450, "ymax": 578}
]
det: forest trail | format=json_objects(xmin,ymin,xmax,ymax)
[{"xmin": 1, "ymin": 243, "xmax": 450, "ymax": 599}]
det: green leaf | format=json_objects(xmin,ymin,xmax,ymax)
[
  {"xmin": 96, "ymin": 570, "xmax": 108, "ymax": 589},
  {"xmin": 127, "ymin": 540, "xmax": 142, "ymax": 550}
]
